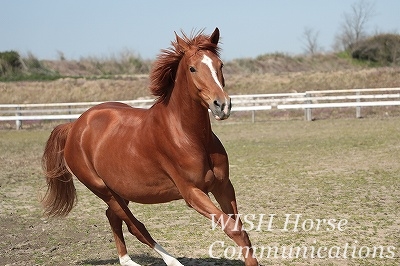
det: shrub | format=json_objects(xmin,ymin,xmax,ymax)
[
  {"xmin": 0, "ymin": 50, "xmax": 22, "ymax": 75},
  {"xmin": 351, "ymin": 34, "xmax": 400, "ymax": 66},
  {"xmin": 0, "ymin": 51, "xmax": 61, "ymax": 81}
]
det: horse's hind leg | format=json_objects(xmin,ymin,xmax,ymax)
[
  {"xmin": 94, "ymin": 190, "xmax": 148, "ymax": 265},
  {"xmin": 106, "ymin": 205, "xmax": 140, "ymax": 266},
  {"xmin": 67, "ymin": 155, "xmax": 182, "ymax": 265},
  {"xmin": 96, "ymin": 188, "xmax": 184, "ymax": 266}
]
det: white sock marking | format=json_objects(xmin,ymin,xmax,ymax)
[
  {"xmin": 154, "ymin": 243, "xmax": 184, "ymax": 266},
  {"xmin": 119, "ymin": 254, "xmax": 141, "ymax": 266}
]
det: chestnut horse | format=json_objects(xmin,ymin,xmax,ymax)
[{"xmin": 42, "ymin": 28, "xmax": 258, "ymax": 266}]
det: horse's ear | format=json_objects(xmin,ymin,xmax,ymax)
[
  {"xmin": 210, "ymin": 27, "xmax": 220, "ymax": 45},
  {"xmin": 175, "ymin": 32, "xmax": 189, "ymax": 52}
]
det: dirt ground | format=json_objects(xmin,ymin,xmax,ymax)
[{"xmin": 1, "ymin": 119, "xmax": 399, "ymax": 266}]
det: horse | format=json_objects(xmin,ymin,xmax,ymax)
[{"xmin": 41, "ymin": 28, "xmax": 258, "ymax": 266}]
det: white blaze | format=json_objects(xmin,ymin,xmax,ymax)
[{"xmin": 201, "ymin": 54, "xmax": 223, "ymax": 90}]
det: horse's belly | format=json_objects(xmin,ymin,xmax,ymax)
[
  {"xmin": 101, "ymin": 171, "xmax": 183, "ymax": 204},
  {"xmin": 123, "ymin": 182, "xmax": 182, "ymax": 204}
]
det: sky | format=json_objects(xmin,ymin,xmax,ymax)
[{"xmin": 2, "ymin": 0, "xmax": 399, "ymax": 61}]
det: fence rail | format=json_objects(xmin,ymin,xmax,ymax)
[{"xmin": 1, "ymin": 88, "xmax": 400, "ymax": 129}]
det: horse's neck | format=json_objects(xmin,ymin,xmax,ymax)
[{"xmin": 163, "ymin": 77, "xmax": 212, "ymax": 142}]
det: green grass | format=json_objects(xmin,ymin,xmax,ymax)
[
  {"xmin": 0, "ymin": 118, "xmax": 399, "ymax": 265},
  {"xmin": 0, "ymin": 72, "xmax": 61, "ymax": 82}
]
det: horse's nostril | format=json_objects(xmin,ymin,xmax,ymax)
[{"xmin": 214, "ymin": 100, "xmax": 226, "ymax": 112}]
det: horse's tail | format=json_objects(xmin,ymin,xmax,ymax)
[{"xmin": 41, "ymin": 123, "xmax": 77, "ymax": 217}]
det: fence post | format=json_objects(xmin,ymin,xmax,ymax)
[
  {"xmin": 251, "ymin": 96, "xmax": 256, "ymax": 123},
  {"xmin": 68, "ymin": 105, "xmax": 73, "ymax": 122},
  {"xmin": 16, "ymin": 106, "xmax": 22, "ymax": 130},
  {"xmin": 356, "ymin": 91, "xmax": 361, "ymax": 118},
  {"xmin": 305, "ymin": 92, "xmax": 312, "ymax": 121}
]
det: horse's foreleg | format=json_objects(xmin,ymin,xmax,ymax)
[{"xmin": 186, "ymin": 184, "xmax": 258, "ymax": 266}]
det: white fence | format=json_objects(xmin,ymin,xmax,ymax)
[
  {"xmin": 232, "ymin": 88, "xmax": 400, "ymax": 121},
  {"xmin": 1, "ymin": 88, "xmax": 400, "ymax": 129}
]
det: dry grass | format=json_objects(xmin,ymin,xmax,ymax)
[
  {"xmin": 1, "ymin": 68, "xmax": 400, "ymax": 104},
  {"xmin": 225, "ymin": 67, "xmax": 400, "ymax": 95},
  {"xmin": 0, "ymin": 76, "xmax": 150, "ymax": 104}
]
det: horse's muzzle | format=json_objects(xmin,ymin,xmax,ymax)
[{"xmin": 211, "ymin": 97, "xmax": 232, "ymax": 120}]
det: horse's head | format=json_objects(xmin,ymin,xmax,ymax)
[{"xmin": 176, "ymin": 28, "xmax": 231, "ymax": 120}]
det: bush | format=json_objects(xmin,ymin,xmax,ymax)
[
  {"xmin": 0, "ymin": 51, "xmax": 60, "ymax": 81},
  {"xmin": 0, "ymin": 50, "xmax": 22, "ymax": 75},
  {"xmin": 351, "ymin": 34, "xmax": 400, "ymax": 66}
]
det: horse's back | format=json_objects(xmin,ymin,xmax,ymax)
[
  {"xmin": 90, "ymin": 101, "xmax": 133, "ymax": 110},
  {"xmin": 67, "ymin": 101, "xmax": 148, "ymax": 151},
  {"xmin": 77, "ymin": 101, "xmax": 146, "ymax": 129}
]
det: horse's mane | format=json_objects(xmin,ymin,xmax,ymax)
[{"xmin": 149, "ymin": 30, "xmax": 221, "ymax": 103}]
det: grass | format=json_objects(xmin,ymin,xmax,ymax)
[
  {"xmin": 0, "ymin": 118, "xmax": 399, "ymax": 265},
  {"xmin": 0, "ymin": 71, "xmax": 61, "ymax": 82}
]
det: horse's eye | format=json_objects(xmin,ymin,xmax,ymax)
[
  {"xmin": 189, "ymin": 66, "xmax": 196, "ymax": 73},
  {"xmin": 221, "ymin": 63, "xmax": 224, "ymax": 69}
]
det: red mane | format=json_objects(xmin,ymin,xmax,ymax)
[{"xmin": 149, "ymin": 30, "xmax": 221, "ymax": 103}]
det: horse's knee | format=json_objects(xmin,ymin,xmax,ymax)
[{"xmin": 225, "ymin": 226, "xmax": 247, "ymax": 240}]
